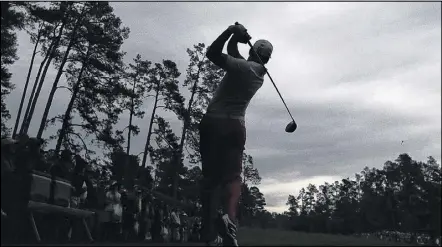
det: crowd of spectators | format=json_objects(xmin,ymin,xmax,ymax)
[{"xmin": 0, "ymin": 136, "xmax": 202, "ymax": 244}]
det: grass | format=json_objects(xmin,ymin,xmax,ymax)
[
  {"xmin": 238, "ymin": 228, "xmax": 412, "ymax": 246},
  {"xmin": 25, "ymin": 228, "xmax": 413, "ymax": 246}
]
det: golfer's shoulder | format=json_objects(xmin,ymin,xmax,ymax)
[
  {"xmin": 226, "ymin": 56, "xmax": 256, "ymax": 70},
  {"xmin": 225, "ymin": 55, "xmax": 245, "ymax": 64}
]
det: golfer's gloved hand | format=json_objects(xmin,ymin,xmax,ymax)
[{"xmin": 229, "ymin": 23, "xmax": 251, "ymax": 44}]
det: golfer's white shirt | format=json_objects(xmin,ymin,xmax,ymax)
[{"xmin": 206, "ymin": 55, "xmax": 266, "ymax": 118}]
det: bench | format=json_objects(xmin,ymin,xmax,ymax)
[{"xmin": 28, "ymin": 201, "xmax": 95, "ymax": 243}]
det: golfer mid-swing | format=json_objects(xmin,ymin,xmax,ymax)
[{"xmin": 199, "ymin": 23, "xmax": 273, "ymax": 246}]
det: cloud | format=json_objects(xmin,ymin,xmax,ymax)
[
  {"xmin": 5, "ymin": 2, "xmax": 440, "ymax": 213},
  {"xmin": 246, "ymin": 99, "xmax": 440, "ymax": 176}
]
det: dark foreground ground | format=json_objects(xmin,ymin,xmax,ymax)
[
  {"xmin": 237, "ymin": 228, "xmax": 411, "ymax": 246},
  {"xmin": 9, "ymin": 228, "xmax": 411, "ymax": 246}
]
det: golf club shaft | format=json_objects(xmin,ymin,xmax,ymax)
[{"xmin": 247, "ymin": 41, "xmax": 295, "ymax": 122}]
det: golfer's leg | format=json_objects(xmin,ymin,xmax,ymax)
[
  {"xmin": 219, "ymin": 148, "xmax": 242, "ymax": 243},
  {"xmin": 201, "ymin": 175, "xmax": 223, "ymax": 240},
  {"xmin": 199, "ymin": 120, "xmax": 214, "ymax": 242},
  {"xmin": 199, "ymin": 119, "xmax": 223, "ymax": 244},
  {"xmin": 223, "ymin": 120, "xmax": 246, "ymax": 222},
  {"xmin": 218, "ymin": 119, "xmax": 245, "ymax": 246},
  {"xmin": 225, "ymin": 175, "xmax": 242, "ymax": 221}
]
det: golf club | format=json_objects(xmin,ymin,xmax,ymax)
[{"xmin": 234, "ymin": 22, "xmax": 297, "ymax": 133}]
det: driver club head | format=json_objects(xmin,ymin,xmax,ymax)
[{"xmin": 285, "ymin": 121, "xmax": 297, "ymax": 133}]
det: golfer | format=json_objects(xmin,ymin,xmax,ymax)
[{"xmin": 199, "ymin": 23, "xmax": 273, "ymax": 246}]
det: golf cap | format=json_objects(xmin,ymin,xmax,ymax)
[{"xmin": 253, "ymin": 39, "xmax": 273, "ymax": 59}]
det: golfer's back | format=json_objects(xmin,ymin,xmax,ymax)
[{"xmin": 206, "ymin": 56, "xmax": 266, "ymax": 118}]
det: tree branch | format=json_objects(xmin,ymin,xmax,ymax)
[
  {"xmin": 45, "ymin": 116, "xmax": 64, "ymax": 126},
  {"xmin": 56, "ymin": 86, "xmax": 73, "ymax": 93},
  {"xmin": 71, "ymin": 123, "xmax": 89, "ymax": 128},
  {"xmin": 154, "ymin": 131, "xmax": 175, "ymax": 150},
  {"xmin": 66, "ymin": 130, "xmax": 89, "ymax": 153},
  {"xmin": 49, "ymin": 116, "xmax": 64, "ymax": 121}
]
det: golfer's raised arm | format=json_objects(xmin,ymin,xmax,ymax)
[
  {"xmin": 227, "ymin": 35, "xmax": 245, "ymax": 60},
  {"xmin": 206, "ymin": 27, "xmax": 233, "ymax": 69}
]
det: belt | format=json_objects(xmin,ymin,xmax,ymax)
[{"xmin": 205, "ymin": 113, "xmax": 245, "ymax": 121}]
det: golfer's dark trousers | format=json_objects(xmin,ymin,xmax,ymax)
[{"xmin": 199, "ymin": 115, "xmax": 246, "ymax": 241}]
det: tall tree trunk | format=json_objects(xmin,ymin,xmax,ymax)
[
  {"xmin": 21, "ymin": 20, "xmax": 67, "ymax": 135},
  {"xmin": 12, "ymin": 28, "xmax": 42, "ymax": 138},
  {"xmin": 172, "ymin": 62, "xmax": 203, "ymax": 199},
  {"xmin": 124, "ymin": 78, "xmax": 138, "ymax": 189},
  {"xmin": 54, "ymin": 62, "xmax": 86, "ymax": 154},
  {"xmin": 19, "ymin": 33, "xmax": 50, "ymax": 136},
  {"xmin": 126, "ymin": 79, "xmax": 137, "ymax": 157},
  {"xmin": 36, "ymin": 14, "xmax": 83, "ymax": 139},
  {"xmin": 19, "ymin": 22, "xmax": 63, "ymax": 136},
  {"xmin": 141, "ymin": 88, "xmax": 160, "ymax": 168}
]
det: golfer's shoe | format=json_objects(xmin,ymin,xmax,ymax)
[
  {"xmin": 206, "ymin": 235, "xmax": 223, "ymax": 246},
  {"xmin": 219, "ymin": 214, "xmax": 239, "ymax": 246}
]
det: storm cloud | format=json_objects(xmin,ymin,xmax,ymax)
[{"xmin": 6, "ymin": 2, "xmax": 441, "ymax": 213}]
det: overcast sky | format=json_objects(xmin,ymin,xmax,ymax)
[{"xmin": 6, "ymin": 2, "xmax": 441, "ymax": 213}]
